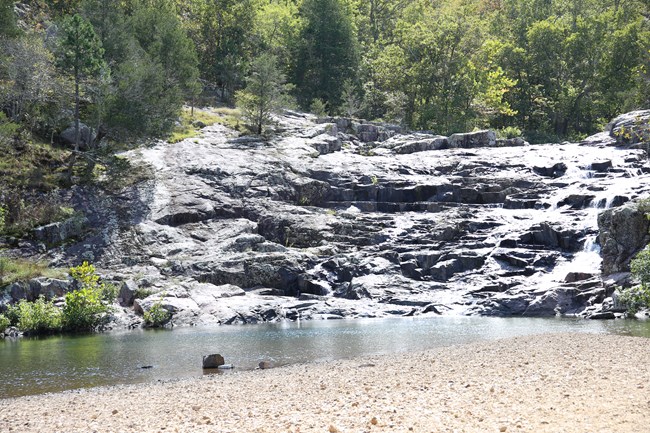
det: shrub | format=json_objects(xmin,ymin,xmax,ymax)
[
  {"xmin": 618, "ymin": 248, "xmax": 650, "ymax": 314},
  {"xmin": 0, "ymin": 314, "xmax": 9, "ymax": 332},
  {"xmin": 8, "ymin": 297, "xmax": 62, "ymax": 334},
  {"xmin": 617, "ymin": 285, "xmax": 650, "ymax": 314},
  {"xmin": 63, "ymin": 261, "xmax": 115, "ymax": 331},
  {"xmin": 62, "ymin": 287, "xmax": 109, "ymax": 331},
  {"xmin": 143, "ymin": 299, "xmax": 171, "ymax": 328},
  {"xmin": 133, "ymin": 287, "xmax": 154, "ymax": 300},
  {"xmin": 310, "ymin": 99, "xmax": 328, "ymax": 117},
  {"xmin": 496, "ymin": 126, "xmax": 523, "ymax": 139},
  {"xmin": 631, "ymin": 248, "xmax": 650, "ymax": 287},
  {"xmin": 69, "ymin": 261, "xmax": 118, "ymax": 303}
]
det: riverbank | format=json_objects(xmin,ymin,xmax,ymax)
[{"xmin": 2, "ymin": 333, "xmax": 649, "ymax": 432}]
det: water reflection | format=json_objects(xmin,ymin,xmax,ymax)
[{"xmin": 1, "ymin": 316, "xmax": 649, "ymax": 398}]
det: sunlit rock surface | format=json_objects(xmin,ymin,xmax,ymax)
[{"xmin": 31, "ymin": 111, "xmax": 650, "ymax": 325}]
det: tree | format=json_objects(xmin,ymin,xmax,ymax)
[
  {"xmin": 236, "ymin": 52, "xmax": 293, "ymax": 134},
  {"xmin": 372, "ymin": 0, "xmax": 484, "ymax": 132},
  {"xmin": 292, "ymin": 0, "xmax": 359, "ymax": 110},
  {"xmin": 193, "ymin": 0, "xmax": 256, "ymax": 102},
  {"xmin": 124, "ymin": 0, "xmax": 200, "ymax": 132},
  {"xmin": 80, "ymin": 0, "xmax": 200, "ymax": 139},
  {"xmin": 0, "ymin": 36, "xmax": 61, "ymax": 129},
  {"xmin": 0, "ymin": 0, "xmax": 20, "ymax": 38},
  {"xmin": 55, "ymin": 14, "xmax": 106, "ymax": 152}
]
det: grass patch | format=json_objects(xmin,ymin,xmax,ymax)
[
  {"xmin": 169, "ymin": 106, "xmax": 242, "ymax": 143},
  {"xmin": 211, "ymin": 106, "xmax": 242, "ymax": 130},
  {"xmin": 0, "ymin": 136, "xmax": 69, "ymax": 193},
  {"xmin": 0, "ymin": 257, "xmax": 66, "ymax": 288}
]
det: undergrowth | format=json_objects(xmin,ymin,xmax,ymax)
[
  {"xmin": 0, "ymin": 257, "xmax": 65, "ymax": 288},
  {"xmin": 169, "ymin": 106, "xmax": 242, "ymax": 143}
]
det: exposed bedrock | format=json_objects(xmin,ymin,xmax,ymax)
[{"xmin": 11, "ymin": 112, "xmax": 650, "ymax": 325}]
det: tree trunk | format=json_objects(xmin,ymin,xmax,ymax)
[
  {"xmin": 66, "ymin": 70, "xmax": 80, "ymax": 183},
  {"xmin": 74, "ymin": 72, "xmax": 80, "ymax": 153}
]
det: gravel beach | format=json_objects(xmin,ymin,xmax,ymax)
[{"xmin": 2, "ymin": 333, "xmax": 649, "ymax": 433}]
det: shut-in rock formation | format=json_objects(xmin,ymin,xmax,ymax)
[{"xmin": 7, "ymin": 110, "xmax": 650, "ymax": 326}]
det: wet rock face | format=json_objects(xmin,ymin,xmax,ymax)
[{"xmin": 30, "ymin": 113, "xmax": 650, "ymax": 325}]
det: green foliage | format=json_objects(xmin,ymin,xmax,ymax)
[
  {"xmin": 619, "ymin": 248, "xmax": 650, "ymax": 314},
  {"xmin": 7, "ymin": 297, "xmax": 63, "ymax": 334},
  {"xmin": 191, "ymin": 0, "xmax": 256, "ymax": 102},
  {"xmin": 0, "ymin": 0, "xmax": 20, "ymax": 38},
  {"xmin": 133, "ymin": 287, "xmax": 154, "ymax": 300},
  {"xmin": 497, "ymin": 126, "xmax": 523, "ymax": 139},
  {"xmin": 617, "ymin": 285, "xmax": 650, "ymax": 315},
  {"xmin": 0, "ymin": 313, "xmax": 9, "ymax": 332},
  {"xmin": 1, "ymin": 193, "xmax": 77, "ymax": 238},
  {"xmin": 0, "ymin": 0, "xmax": 648, "ymax": 164},
  {"xmin": 55, "ymin": 14, "xmax": 106, "ymax": 151},
  {"xmin": 236, "ymin": 53, "xmax": 294, "ymax": 135},
  {"xmin": 69, "ymin": 261, "xmax": 117, "ymax": 303},
  {"xmin": 2, "ymin": 261, "xmax": 113, "ymax": 333},
  {"xmin": 62, "ymin": 286, "xmax": 108, "ymax": 331},
  {"xmin": 293, "ymin": 0, "xmax": 359, "ymax": 110},
  {"xmin": 340, "ymin": 80, "xmax": 361, "ymax": 117},
  {"xmin": 0, "ymin": 113, "xmax": 19, "ymax": 146},
  {"xmin": 143, "ymin": 298, "xmax": 171, "ymax": 327},
  {"xmin": 62, "ymin": 261, "xmax": 114, "ymax": 331},
  {"xmin": 0, "ymin": 35, "xmax": 63, "ymax": 132},
  {"xmin": 310, "ymin": 99, "xmax": 328, "ymax": 117},
  {"xmin": 631, "ymin": 248, "xmax": 650, "ymax": 287},
  {"xmin": 170, "ymin": 107, "xmax": 242, "ymax": 142},
  {"xmin": 55, "ymin": 14, "xmax": 105, "ymax": 83},
  {"xmin": 0, "ymin": 205, "xmax": 5, "ymax": 233}
]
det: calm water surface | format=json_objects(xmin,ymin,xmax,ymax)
[{"xmin": 2, "ymin": 316, "xmax": 650, "ymax": 398}]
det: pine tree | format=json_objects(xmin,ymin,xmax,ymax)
[
  {"xmin": 0, "ymin": 0, "xmax": 20, "ymax": 38},
  {"xmin": 292, "ymin": 0, "xmax": 359, "ymax": 111},
  {"xmin": 236, "ymin": 52, "xmax": 293, "ymax": 135},
  {"xmin": 55, "ymin": 14, "xmax": 105, "ymax": 151}
]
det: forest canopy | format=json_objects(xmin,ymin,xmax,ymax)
[{"xmin": 0, "ymin": 0, "xmax": 648, "ymax": 142}]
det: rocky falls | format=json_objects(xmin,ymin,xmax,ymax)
[{"xmin": 6, "ymin": 110, "xmax": 650, "ymax": 328}]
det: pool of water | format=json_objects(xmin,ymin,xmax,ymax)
[{"xmin": 2, "ymin": 316, "xmax": 650, "ymax": 398}]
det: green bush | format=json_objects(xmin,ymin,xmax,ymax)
[
  {"xmin": 0, "ymin": 314, "xmax": 9, "ymax": 332},
  {"xmin": 4, "ymin": 303, "xmax": 20, "ymax": 326},
  {"xmin": 618, "ymin": 248, "xmax": 650, "ymax": 314},
  {"xmin": 7, "ymin": 297, "xmax": 62, "ymax": 334},
  {"xmin": 496, "ymin": 126, "xmax": 523, "ymax": 139},
  {"xmin": 62, "ymin": 262, "xmax": 115, "ymax": 331},
  {"xmin": 617, "ymin": 285, "xmax": 650, "ymax": 314},
  {"xmin": 310, "ymin": 99, "xmax": 328, "ymax": 117},
  {"xmin": 144, "ymin": 300, "xmax": 171, "ymax": 328},
  {"xmin": 69, "ymin": 261, "xmax": 118, "ymax": 303},
  {"xmin": 631, "ymin": 249, "xmax": 650, "ymax": 286},
  {"xmin": 133, "ymin": 287, "xmax": 154, "ymax": 299},
  {"xmin": 62, "ymin": 287, "xmax": 109, "ymax": 331}
]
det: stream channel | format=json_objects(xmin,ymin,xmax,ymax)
[{"xmin": 3, "ymin": 316, "xmax": 650, "ymax": 398}]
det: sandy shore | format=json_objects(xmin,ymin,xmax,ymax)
[{"xmin": 2, "ymin": 333, "xmax": 649, "ymax": 433}]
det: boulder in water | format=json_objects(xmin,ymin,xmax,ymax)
[{"xmin": 202, "ymin": 354, "xmax": 225, "ymax": 369}]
